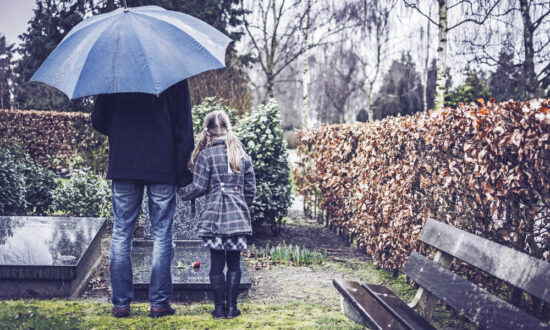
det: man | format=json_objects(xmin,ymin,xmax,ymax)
[{"xmin": 91, "ymin": 80, "xmax": 194, "ymax": 318}]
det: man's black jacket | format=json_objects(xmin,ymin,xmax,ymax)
[{"xmin": 91, "ymin": 80, "xmax": 194, "ymax": 186}]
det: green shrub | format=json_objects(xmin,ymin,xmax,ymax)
[
  {"xmin": 52, "ymin": 168, "xmax": 112, "ymax": 218},
  {"xmin": 248, "ymin": 242, "xmax": 327, "ymax": 266},
  {"xmin": 235, "ymin": 100, "xmax": 293, "ymax": 231},
  {"xmin": 0, "ymin": 144, "xmax": 56, "ymax": 215},
  {"xmin": 0, "ymin": 146, "xmax": 27, "ymax": 215},
  {"xmin": 191, "ymin": 97, "xmax": 239, "ymax": 139},
  {"xmin": 20, "ymin": 153, "xmax": 56, "ymax": 215}
]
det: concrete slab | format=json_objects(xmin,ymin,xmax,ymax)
[
  {"xmin": 131, "ymin": 240, "xmax": 251, "ymax": 302},
  {"xmin": 0, "ymin": 216, "xmax": 106, "ymax": 298}
]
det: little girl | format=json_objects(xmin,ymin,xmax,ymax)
[{"xmin": 178, "ymin": 111, "xmax": 255, "ymax": 319}]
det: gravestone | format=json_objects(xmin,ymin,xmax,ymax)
[
  {"xmin": 132, "ymin": 195, "xmax": 251, "ymax": 301},
  {"xmin": 141, "ymin": 195, "xmax": 206, "ymax": 240},
  {"xmin": 0, "ymin": 216, "xmax": 106, "ymax": 298}
]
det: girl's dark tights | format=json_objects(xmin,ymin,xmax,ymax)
[{"xmin": 209, "ymin": 249, "xmax": 241, "ymax": 276}]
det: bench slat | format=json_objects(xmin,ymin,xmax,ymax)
[
  {"xmin": 404, "ymin": 251, "xmax": 547, "ymax": 329},
  {"xmin": 419, "ymin": 218, "xmax": 550, "ymax": 304},
  {"xmin": 333, "ymin": 279, "xmax": 408, "ymax": 330},
  {"xmin": 362, "ymin": 284, "xmax": 437, "ymax": 330}
]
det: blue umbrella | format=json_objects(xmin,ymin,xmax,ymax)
[{"xmin": 30, "ymin": 5, "xmax": 232, "ymax": 99}]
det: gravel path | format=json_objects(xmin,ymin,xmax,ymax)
[{"xmin": 81, "ymin": 196, "xmax": 373, "ymax": 308}]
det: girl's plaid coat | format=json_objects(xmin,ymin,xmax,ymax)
[{"xmin": 178, "ymin": 139, "xmax": 255, "ymax": 237}]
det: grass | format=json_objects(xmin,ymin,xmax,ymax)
[
  {"xmin": 323, "ymin": 259, "xmax": 473, "ymax": 329},
  {"xmin": 247, "ymin": 242, "xmax": 327, "ymax": 266},
  {"xmin": 324, "ymin": 259, "xmax": 416, "ymax": 300},
  {"xmin": 0, "ymin": 300, "xmax": 362, "ymax": 329}
]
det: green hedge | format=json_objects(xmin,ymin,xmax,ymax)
[{"xmin": 0, "ymin": 143, "xmax": 56, "ymax": 215}]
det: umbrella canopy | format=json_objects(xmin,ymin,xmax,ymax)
[{"xmin": 30, "ymin": 5, "xmax": 232, "ymax": 100}]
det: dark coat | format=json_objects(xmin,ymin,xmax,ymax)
[
  {"xmin": 91, "ymin": 80, "xmax": 194, "ymax": 186},
  {"xmin": 179, "ymin": 139, "xmax": 256, "ymax": 237}
]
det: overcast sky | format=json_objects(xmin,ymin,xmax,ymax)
[{"xmin": 0, "ymin": 0, "xmax": 36, "ymax": 45}]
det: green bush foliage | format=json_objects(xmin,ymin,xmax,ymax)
[
  {"xmin": 20, "ymin": 153, "xmax": 56, "ymax": 215},
  {"xmin": 248, "ymin": 242, "xmax": 327, "ymax": 266},
  {"xmin": 0, "ymin": 146, "xmax": 28, "ymax": 215},
  {"xmin": 52, "ymin": 168, "xmax": 112, "ymax": 218},
  {"xmin": 0, "ymin": 99, "xmax": 293, "ymax": 226},
  {"xmin": 236, "ymin": 100, "xmax": 293, "ymax": 229},
  {"xmin": 445, "ymin": 71, "xmax": 490, "ymax": 108},
  {"xmin": 0, "ymin": 144, "xmax": 56, "ymax": 215}
]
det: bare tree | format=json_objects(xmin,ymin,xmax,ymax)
[
  {"xmin": 301, "ymin": 0, "xmax": 313, "ymax": 127},
  {"xmin": 353, "ymin": 0, "xmax": 397, "ymax": 120},
  {"xmin": 315, "ymin": 44, "xmax": 364, "ymax": 123},
  {"xmin": 240, "ymin": 0, "xmax": 353, "ymax": 101},
  {"xmin": 421, "ymin": 2, "xmax": 434, "ymax": 111},
  {"xmin": 460, "ymin": 0, "xmax": 550, "ymax": 99},
  {"xmin": 403, "ymin": 0, "xmax": 504, "ymax": 110},
  {"xmin": 307, "ymin": 0, "xmax": 397, "ymax": 123}
]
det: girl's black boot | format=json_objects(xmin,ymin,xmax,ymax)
[
  {"xmin": 209, "ymin": 274, "xmax": 226, "ymax": 319},
  {"xmin": 225, "ymin": 271, "xmax": 241, "ymax": 319}
]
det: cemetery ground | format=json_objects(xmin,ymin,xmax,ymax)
[{"xmin": 0, "ymin": 196, "xmax": 471, "ymax": 329}]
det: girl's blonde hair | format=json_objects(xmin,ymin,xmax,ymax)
[{"xmin": 188, "ymin": 111, "xmax": 244, "ymax": 173}]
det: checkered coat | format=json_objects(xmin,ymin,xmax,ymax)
[{"xmin": 178, "ymin": 139, "xmax": 255, "ymax": 237}]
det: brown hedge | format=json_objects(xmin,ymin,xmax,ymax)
[
  {"xmin": 0, "ymin": 109, "xmax": 106, "ymax": 171},
  {"xmin": 295, "ymin": 99, "xmax": 550, "ymax": 273}
]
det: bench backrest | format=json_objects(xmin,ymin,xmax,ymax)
[
  {"xmin": 402, "ymin": 218, "xmax": 549, "ymax": 329},
  {"xmin": 418, "ymin": 218, "xmax": 550, "ymax": 304}
]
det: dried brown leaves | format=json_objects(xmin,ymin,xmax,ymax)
[
  {"xmin": 295, "ymin": 99, "xmax": 550, "ymax": 272},
  {"xmin": 0, "ymin": 109, "xmax": 99, "ymax": 169}
]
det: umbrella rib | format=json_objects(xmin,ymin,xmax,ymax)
[
  {"xmin": 69, "ymin": 18, "xmax": 122, "ymax": 99},
  {"xmin": 126, "ymin": 16, "xmax": 158, "ymax": 94},
  {"xmin": 62, "ymin": 8, "xmax": 123, "ymax": 42},
  {"xmin": 132, "ymin": 11, "xmax": 227, "ymax": 68}
]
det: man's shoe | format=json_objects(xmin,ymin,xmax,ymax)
[
  {"xmin": 149, "ymin": 305, "xmax": 176, "ymax": 318},
  {"xmin": 112, "ymin": 307, "xmax": 130, "ymax": 318}
]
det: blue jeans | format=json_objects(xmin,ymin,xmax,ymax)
[{"xmin": 110, "ymin": 179, "xmax": 176, "ymax": 309}]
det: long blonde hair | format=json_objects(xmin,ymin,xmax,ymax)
[{"xmin": 188, "ymin": 111, "xmax": 244, "ymax": 173}]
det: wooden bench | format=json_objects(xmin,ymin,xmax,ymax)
[{"xmin": 333, "ymin": 218, "xmax": 550, "ymax": 329}]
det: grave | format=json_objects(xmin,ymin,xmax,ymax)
[
  {"xmin": 0, "ymin": 216, "xmax": 106, "ymax": 298},
  {"xmin": 133, "ymin": 196, "xmax": 251, "ymax": 301}
]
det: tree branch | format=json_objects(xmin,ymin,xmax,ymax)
[{"xmin": 402, "ymin": 0, "xmax": 440, "ymax": 27}]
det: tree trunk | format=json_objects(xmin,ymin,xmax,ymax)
[
  {"xmin": 302, "ymin": 0, "xmax": 311, "ymax": 127},
  {"xmin": 266, "ymin": 72, "xmax": 275, "ymax": 99},
  {"xmin": 434, "ymin": 0, "xmax": 447, "ymax": 111},
  {"xmin": 264, "ymin": 0, "xmax": 278, "ymax": 101},
  {"xmin": 520, "ymin": 0, "xmax": 537, "ymax": 99},
  {"xmin": 366, "ymin": 33, "xmax": 382, "ymax": 121},
  {"xmin": 423, "ymin": 4, "xmax": 432, "ymax": 111}
]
